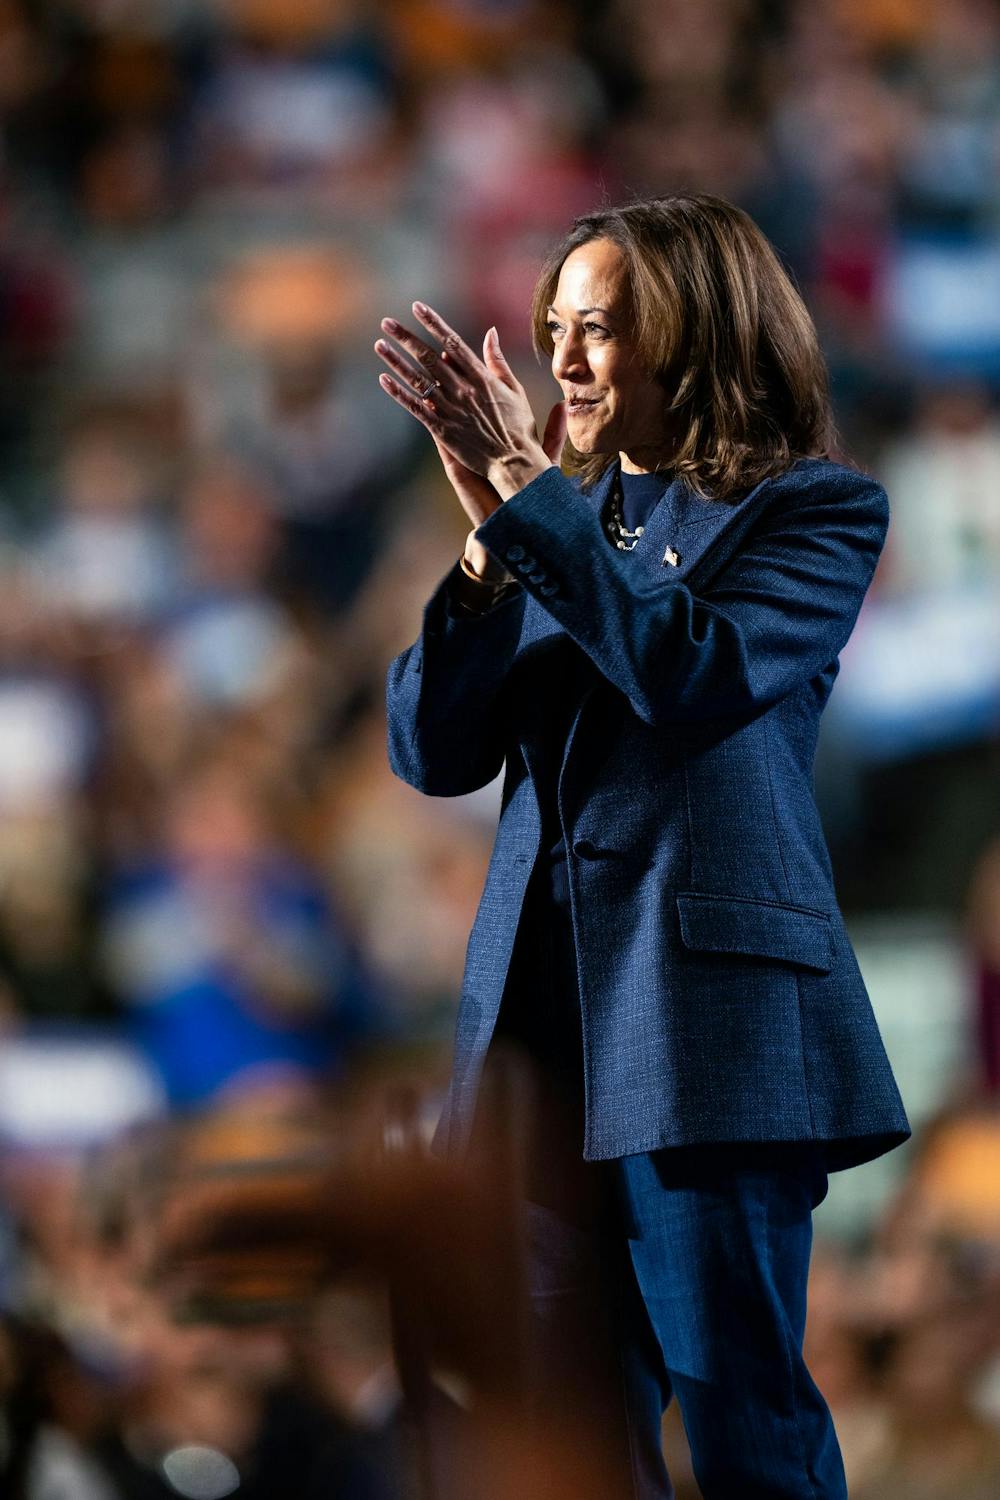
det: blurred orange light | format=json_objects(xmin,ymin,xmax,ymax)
[
  {"xmin": 214, "ymin": 244, "xmax": 373, "ymax": 348},
  {"xmin": 214, "ymin": 0, "xmax": 362, "ymax": 49},
  {"xmin": 917, "ymin": 1113, "xmax": 1000, "ymax": 1239}
]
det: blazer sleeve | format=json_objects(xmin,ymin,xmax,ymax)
[
  {"xmin": 385, "ymin": 556, "xmax": 527, "ymax": 796},
  {"xmin": 473, "ymin": 462, "xmax": 890, "ymax": 728}
]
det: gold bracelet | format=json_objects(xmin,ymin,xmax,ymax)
[
  {"xmin": 451, "ymin": 553, "xmax": 520, "ymax": 614},
  {"xmin": 458, "ymin": 553, "xmax": 517, "ymax": 587}
]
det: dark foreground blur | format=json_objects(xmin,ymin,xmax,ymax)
[{"xmin": 2, "ymin": 1, "xmax": 1000, "ymax": 1496}]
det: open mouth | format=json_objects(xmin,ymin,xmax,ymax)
[{"xmin": 567, "ymin": 397, "xmax": 601, "ymax": 413}]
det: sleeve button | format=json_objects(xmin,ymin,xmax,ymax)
[
  {"xmin": 539, "ymin": 580, "xmax": 559, "ymax": 596},
  {"xmin": 505, "ymin": 544, "xmax": 526, "ymax": 562}
]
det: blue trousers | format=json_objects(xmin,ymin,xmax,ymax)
[{"xmin": 481, "ymin": 872, "xmax": 849, "ymax": 1500}]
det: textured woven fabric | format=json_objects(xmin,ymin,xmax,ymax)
[
  {"xmin": 385, "ymin": 456, "xmax": 912, "ymax": 1171},
  {"xmin": 543, "ymin": 468, "xmax": 674, "ymax": 903}
]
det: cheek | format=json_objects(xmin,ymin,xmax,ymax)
[
  {"xmin": 623, "ymin": 382, "xmax": 660, "ymax": 431},
  {"xmin": 604, "ymin": 363, "xmax": 634, "ymax": 412}
]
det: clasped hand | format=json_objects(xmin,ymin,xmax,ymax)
[{"xmin": 374, "ymin": 301, "xmax": 566, "ymax": 531}]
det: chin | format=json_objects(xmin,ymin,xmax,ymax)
[{"xmin": 567, "ymin": 423, "xmax": 614, "ymax": 456}]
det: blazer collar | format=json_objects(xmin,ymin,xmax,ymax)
[
  {"xmin": 519, "ymin": 458, "xmax": 778, "ymax": 649},
  {"xmin": 581, "ymin": 458, "xmax": 765, "ymax": 585}
]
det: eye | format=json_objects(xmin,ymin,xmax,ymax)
[
  {"xmin": 545, "ymin": 320, "xmax": 563, "ymax": 337},
  {"xmin": 584, "ymin": 322, "xmax": 610, "ymax": 337}
]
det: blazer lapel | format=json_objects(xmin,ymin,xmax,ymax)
[
  {"xmin": 594, "ymin": 460, "xmax": 774, "ymax": 590},
  {"xmin": 521, "ymin": 460, "xmax": 778, "ymax": 649},
  {"xmin": 552, "ymin": 461, "xmax": 779, "ymax": 815}
]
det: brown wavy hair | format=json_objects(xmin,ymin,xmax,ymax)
[{"xmin": 529, "ymin": 193, "xmax": 838, "ymax": 500}]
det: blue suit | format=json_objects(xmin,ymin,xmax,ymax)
[
  {"xmin": 387, "ymin": 454, "xmax": 912, "ymax": 1496},
  {"xmin": 386, "ymin": 454, "xmax": 911, "ymax": 1175}
]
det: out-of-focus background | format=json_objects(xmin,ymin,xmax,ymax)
[{"xmin": 0, "ymin": 1, "xmax": 999, "ymax": 1496}]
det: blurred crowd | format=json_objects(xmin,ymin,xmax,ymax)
[{"xmin": 0, "ymin": 0, "xmax": 999, "ymax": 1496}]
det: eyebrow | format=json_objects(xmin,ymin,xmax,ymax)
[{"xmin": 546, "ymin": 305, "xmax": 614, "ymax": 318}]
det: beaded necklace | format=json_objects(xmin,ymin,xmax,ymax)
[
  {"xmin": 602, "ymin": 467, "xmax": 643, "ymax": 551},
  {"xmin": 603, "ymin": 465, "xmax": 675, "ymax": 551}
]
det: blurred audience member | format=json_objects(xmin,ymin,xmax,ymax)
[
  {"xmin": 203, "ymin": 242, "xmax": 417, "ymax": 619},
  {"xmin": 101, "ymin": 749, "xmax": 381, "ymax": 1107},
  {"xmin": 192, "ymin": 0, "xmax": 398, "ymax": 198},
  {"xmin": 27, "ymin": 413, "xmax": 179, "ymax": 634},
  {"xmin": 878, "ymin": 382, "xmax": 1000, "ymax": 597}
]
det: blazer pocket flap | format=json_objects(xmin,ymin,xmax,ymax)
[{"xmin": 675, "ymin": 890, "xmax": 834, "ymax": 973}]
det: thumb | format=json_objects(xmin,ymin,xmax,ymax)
[
  {"xmin": 542, "ymin": 400, "xmax": 568, "ymax": 464},
  {"xmin": 483, "ymin": 325, "xmax": 517, "ymax": 388}
]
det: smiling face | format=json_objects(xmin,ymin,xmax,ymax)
[{"xmin": 546, "ymin": 238, "xmax": 675, "ymax": 473}]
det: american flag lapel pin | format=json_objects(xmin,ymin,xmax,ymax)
[{"xmin": 662, "ymin": 544, "xmax": 681, "ymax": 567}]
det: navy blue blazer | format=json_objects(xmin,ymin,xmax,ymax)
[{"xmin": 385, "ymin": 455, "xmax": 912, "ymax": 1173}]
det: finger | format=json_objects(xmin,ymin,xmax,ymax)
[
  {"xmin": 482, "ymin": 325, "xmax": 519, "ymax": 391},
  {"xmin": 378, "ymin": 317, "xmax": 455, "ymax": 393},
  {"xmin": 410, "ymin": 301, "xmax": 485, "ymax": 380},
  {"xmin": 542, "ymin": 400, "xmax": 568, "ymax": 463},
  {"xmin": 378, "ymin": 371, "xmax": 441, "ymax": 430},
  {"xmin": 374, "ymin": 336, "xmax": 451, "ymax": 401}
]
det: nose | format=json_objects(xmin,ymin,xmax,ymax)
[{"xmin": 552, "ymin": 327, "xmax": 590, "ymax": 384}]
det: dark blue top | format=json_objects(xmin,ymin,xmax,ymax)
[
  {"xmin": 545, "ymin": 468, "xmax": 673, "ymax": 907},
  {"xmin": 619, "ymin": 468, "xmax": 674, "ymax": 532}
]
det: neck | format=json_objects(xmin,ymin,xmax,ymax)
[{"xmin": 619, "ymin": 449, "xmax": 674, "ymax": 475}]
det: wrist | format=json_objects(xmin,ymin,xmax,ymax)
[
  {"xmin": 460, "ymin": 551, "xmax": 515, "ymax": 586},
  {"xmin": 451, "ymin": 553, "xmax": 521, "ymax": 614},
  {"xmin": 486, "ymin": 447, "xmax": 553, "ymax": 502}
]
